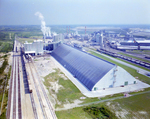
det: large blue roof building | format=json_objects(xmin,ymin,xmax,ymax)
[{"xmin": 51, "ymin": 44, "xmax": 137, "ymax": 92}]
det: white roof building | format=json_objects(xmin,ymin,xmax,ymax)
[{"xmin": 24, "ymin": 40, "xmax": 43, "ymax": 55}]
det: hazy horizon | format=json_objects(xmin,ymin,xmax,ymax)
[{"xmin": 0, "ymin": 0, "xmax": 150, "ymax": 25}]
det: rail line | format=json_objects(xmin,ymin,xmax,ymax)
[
  {"xmin": 30, "ymin": 93, "xmax": 38, "ymax": 119},
  {"xmin": 32, "ymin": 61, "xmax": 57, "ymax": 119},
  {"xmin": 13, "ymin": 56, "xmax": 16, "ymax": 119},
  {"xmin": 6, "ymin": 41, "xmax": 23, "ymax": 119},
  {"xmin": 28, "ymin": 61, "xmax": 48, "ymax": 119},
  {"xmin": 21, "ymin": 51, "xmax": 38, "ymax": 119},
  {"xmin": 96, "ymin": 48, "xmax": 150, "ymax": 69},
  {"xmin": 17, "ymin": 56, "xmax": 22, "ymax": 119}
]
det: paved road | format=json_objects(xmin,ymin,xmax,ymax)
[{"xmin": 86, "ymin": 48, "xmax": 150, "ymax": 76}]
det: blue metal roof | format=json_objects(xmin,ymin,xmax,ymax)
[{"xmin": 51, "ymin": 44, "xmax": 115, "ymax": 91}]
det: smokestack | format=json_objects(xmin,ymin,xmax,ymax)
[{"xmin": 85, "ymin": 26, "xmax": 86, "ymax": 35}]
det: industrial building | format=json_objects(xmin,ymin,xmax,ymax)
[
  {"xmin": 24, "ymin": 40, "xmax": 43, "ymax": 55},
  {"xmin": 110, "ymin": 39, "xmax": 150, "ymax": 50},
  {"xmin": 23, "ymin": 33, "xmax": 64, "ymax": 55},
  {"xmin": 53, "ymin": 34, "xmax": 64, "ymax": 42},
  {"xmin": 96, "ymin": 33, "xmax": 104, "ymax": 48},
  {"xmin": 51, "ymin": 44, "xmax": 137, "ymax": 91}
]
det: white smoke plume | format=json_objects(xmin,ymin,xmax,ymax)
[{"xmin": 35, "ymin": 12, "xmax": 51, "ymax": 37}]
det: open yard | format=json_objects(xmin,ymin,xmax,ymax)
[{"xmin": 34, "ymin": 52, "xmax": 150, "ymax": 119}]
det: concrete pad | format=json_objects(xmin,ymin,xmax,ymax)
[{"xmin": 83, "ymin": 80, "xmax": 150, "ymax": 97}]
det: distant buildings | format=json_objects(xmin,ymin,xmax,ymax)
[
  {"xmin": 95, "ymin": 32, "xmax": 104, "ymax": 48},
  {"xmin": 110, "ymin": 39, "xmax": 150, "ymax": 50},
  {"xmin": 53, "ymin": 34, "xmax": 64, "ymax": 42}
]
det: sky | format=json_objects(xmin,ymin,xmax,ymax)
[{"xmin": 0, "ymin": 0, "xmax": 150, "ymax": 25}]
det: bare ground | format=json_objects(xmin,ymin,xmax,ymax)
[{"xmin": 34, "ymin": 56, "xmax": 83, "ymax": 110}]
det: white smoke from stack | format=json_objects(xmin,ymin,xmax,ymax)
[{"xmin": 35, "ymin": 12, "xmax": 51, "ymax": 37}]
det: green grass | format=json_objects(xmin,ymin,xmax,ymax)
[
  {"xmin": 110, "ymin": 92, "xmax": 150, "ymax": 118},
  {"xmin": 0, "ymin": 59, "xmax": 8, "ymax": 74},
  {"xmin": 83, "ymin": 106, "xmax": 117, "ymax": 119},
  {"xmin": 118, "ymin": 52, "xmax": 150, "ymax": 63},
  {"xmin": 44, "ymin": 68, "xmax": 101, "ymax": 108},
  {"xmin": 17, "ymin": 38, "xmax": 38, "ymax": 44},
  {"xmin": 44, "ymin": 68, "xmax": 96, "ymax": 108},
  {"xmin": 56, "ymin": 103, "xmax": 118, "ymax": 119},
  {"xmin": 29, "ymin": 36, "xmax": 43, "ymax": 39},
  {"xmin": 0, "ymin": 59, "xmax": 10, "ymax": 119},
  {"xmin": 56, "ymin": 92, "xmax": 150, "ymax": 119},
  {"xmin": 45, "ymin": 58, "xmax": 50, "ymax": 60},
  {"xmin": 56, "ymin": 106, "xmax": 92, "ymax": 119},
  {"xmin": 0, "ymin": 42, "xmax": 13, "ymax": 53},
  {"xmin": 0, "ymin": 90, "xmax": 8, "ymax": 119},
  {"xmin": 88, "ymin": 51, "xmax": 150, "ymax": 85}
]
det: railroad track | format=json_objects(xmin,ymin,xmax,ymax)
[
  {"xmin": 32, "ymin": 61, "xmax": 57, "ymax": 119},
  {"xmin": 17, "ymin": 57, "xmax": 22, "ymax": 118},
  {"xmin": 7, "ymin": 48, "xmax": 22, "ymax": 119},
  {"xmin": 30, "ymin": 93, "xmax": 38, "ymax": 119},
  {"xmin": 21, "ymin": 51, "xmax": 38, "ymax": 119},
  {"xmin": 13, "ymin": 56, "xmax": 16, "ymax": 118},
  {"xmin": 28, "ymin": 62, "xmax": 48, "ymax": 119},
  {"xmin": 96, "ymin": 48, "xmax": 150, "ymax": 69}
]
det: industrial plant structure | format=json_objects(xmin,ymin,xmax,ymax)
[
  {"xmin": 96, "ymin": 32, "xmax": 104, "ymax": 48},
  {"xmin": 51, "ymin": 44, "xmax": 137, "ymax": 91},
  {"xmin": 23, "ymin": 33, "xmax": 64, "ymax": 55},
  {"xmin": 24, "ymin": 40, "xmax": 43, "ymax": 55},
  {"xmin": 110, "ymin": 39, "xmax": 150, "ymax": 50}
]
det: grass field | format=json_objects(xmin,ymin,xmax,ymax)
[
  {"xmin": 0, "ymin": 56, "xmax": 11, "ymax": 119},
  {"xmin": 29, "ymin": 36, "xmax": 43, "ymax": 39},
  {"xmin": 43, "ymin": 68, "xmax": 100, "ymax": 109},
  {"xmin": 56, "ymin": 91, "xmax": 150, "ymax": 119},
  {"xmin": 56, "ymin": 106, "xmax": 92, "ymax": 119},
  {"xmin": 110, "ymin": 92, "xmax": 150, "ymax": 118},
  {"xmin": 17, "ymin": 38, "xmax": 41, "ymax": 44}
]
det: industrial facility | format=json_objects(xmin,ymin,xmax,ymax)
[
  {"xmin": 23, "ymin": 33, "xmax": 64, "ymax": 55},
  {"xmin": 51, "ymin": 44, "xmax": 138, "ymax": 91},
  {"xmin": 110, "ymin": 39, "xmax": 150, "ymax": 50},
  {"xmin": 24, "ymin": 40, "xmax": 43, "ymax": 55}
]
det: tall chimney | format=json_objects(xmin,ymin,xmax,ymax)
[{"xmin": 85, "ymin": 26, "xmax": 86, "ymax": 35}]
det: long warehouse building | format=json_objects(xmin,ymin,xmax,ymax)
[{"xmin": 51, "ymin": 44, "xmax": 137, "ymax": 91}]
